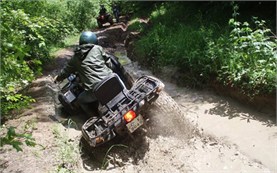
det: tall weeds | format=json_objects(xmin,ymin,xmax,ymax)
[{"xmin": 133, "ymin": 2, "xmax": 276, "ymax": 95}]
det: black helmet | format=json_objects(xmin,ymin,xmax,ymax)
[{"xmin": 79, "ymin": 31, "xmax": 98, "ymax": 45}]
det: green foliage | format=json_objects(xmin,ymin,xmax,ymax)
[
  {"xmin": 101, "ymin": 144, "xmax": 128, "ymax": 170},
  {"xmin": 1, "ymin": 94, "xmax": 35, "ymax": 118},
  {"xmin": 0, "ymin": 126, "xmax": 36, "ymax": 152},
  {"xmin": 1, "ymin": 0, "xmax": 65, "ymax": 117},
  {"xmin": 0, "ymin": 0, "xmax": 106, "ymax": 118},
  {"xmin": 209, "ymin": 16, "xmax": 277, "ymax": 95},
  {"xmin": 52, "ymin": 125, "xmax": 79, "ymax": 173},
  {"xmin": 65, "ymin": 0, "xmax": 98, "ymax": 31},
  {"xmin": 122, "ymin": 1, "xmax": 160, "ymax": 18},
  {"xmin": 206, "ymin": 3, "xmax": 277, "ymax": 95},
  {"xmin": 134, "ymin": 3, "xmax": 217, "ymax": 84},
  {"xmin": 128, "ymin": 18, "xmax": 145, "ymax": 32},
  {"xmin": 133, "ymin": 2, "xmax": 276, "ymax": 95},
  {"xmin": 135, "ymin": 23, "xmax": 215, "ymax": 85}
]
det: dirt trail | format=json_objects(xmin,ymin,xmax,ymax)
[
  {"xmin": 161, "ymin": 78, "xmax": 277, "ymax": 171},
  {"xmin": 0, "ymin": 23, "xmax": 276, "ymax": 173}
]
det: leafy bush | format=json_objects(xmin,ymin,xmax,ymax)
[
  {"xmin": 1, "ymin": 1, "xmax": 57, "ymax": 116},
  {"xmin": 133, "ymin": 2, "xmax": 276, "ymax": 95},
  {"xmin": 0, "ymin": 0, "xmax": 103, "ymax": 118},
  {"xmin": 128, "ymin": 18, "xmax": 145, "ymax": 32},
  {"xmin": 1, "ymin": 94, "xmax": 35, "ymax": 119},
  {"xmin": 66, "ymin": 0, "xmax": 98, "ymax": 31},
  {"xmin": 0, "ymin": 126, "xmax": 36, "ymax": 152},
  {"xmin": 134, "ymin": 3, "xmax": 216, "ymax": 84},
  {"xmin": 209, "ymin": 16, "xmax": 276, "ymax": 95},
  {"xmin": 206, "ymin": 3, "xmax": 277, "ymax": 96}
]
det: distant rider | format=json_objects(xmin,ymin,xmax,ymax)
[
  {"xmin": 54, "ymin": 31, "xmax": 113, "ymax": 116},
  {"xmin": 112, "ymin": 2, "xmax": 120, "ymax": 23},
  {"xmin": 99, "ymin": 4, "xmax": 107, "ymax": 16}
]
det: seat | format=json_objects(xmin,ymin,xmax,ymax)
[{"xmin": 94, "ymin": 73, "xmax": 127, "ymax": 107}]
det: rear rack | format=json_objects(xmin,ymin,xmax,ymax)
[{"xmin": 81, "ymin": 76, "xmax": 162, "ymax": 147}]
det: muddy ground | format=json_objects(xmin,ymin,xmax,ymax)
[{"xmin": 0, "ymin": 22, "xmax": 276, "ymax": 173}]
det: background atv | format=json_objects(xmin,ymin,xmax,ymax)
[{"xmin": 97, "ymin": 13, "xmax": 114, "ymax": 28}]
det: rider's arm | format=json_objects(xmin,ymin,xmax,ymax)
[
  {"xmin": 101, "ymin": 47, "xmax": 113, "ymax": 69},
  {"xmin": 56, "ymin": 57, "xmax": 76, "ymax": 82}
]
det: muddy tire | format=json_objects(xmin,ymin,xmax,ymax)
[
  {"xmin": 80, "ymin": 136, "xmax": 94, "ymax": 153},
  {"xmin": 145, "ymin": 91, "xmax": 197, "ymax": 140},
  {"xmin": 58, "ymin": 93, "xmax": 77, "ymax": 115}
]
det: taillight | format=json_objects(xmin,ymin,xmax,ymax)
[
  {"xmin": 156, "ymin": 83, "xmax": 165, "ymax": 93},
  {"xmin": 124, "ymin": 110, "xmax": 136, "ymax": 123},
  {"xmin": 95, "ymin": 136, "xmax": 104, "ymax": 144}
]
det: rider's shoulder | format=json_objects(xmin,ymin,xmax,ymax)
[
  {"xmin": 91, "ymin": 45, "xmax": 105, "ymax": 52},
  {"xmin": 75, "ymin": 44, "xmax": 94, "ymax": 52},
  {"xmin": 92, "ymin": 44, "xmax": 102, "ymax": 49}
]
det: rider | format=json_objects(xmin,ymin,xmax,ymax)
[
  {"xmin": 54, "ymin": 31, "xmax": 113, "ymax": 116},
  {"xmin": 99, "ymin": 4, "xmax": 107, "ymax": 16},
  {"xmin": 112, "ymin": 2, "xmax": 120, "ymax": 22}
]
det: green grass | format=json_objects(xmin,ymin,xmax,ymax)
[
  {"xmin": 131, "ymin": 2, "xmax": 276, "ymax": 95},
  {"xmin": 50, "ymin": 34, "xmax": 79, "ymax": 56},
  {"xmin": 128, "ymin": 18, "xmax": 145, "ymax": 32},
  {"xmin": 51, "ymin": 124, "xmax": 80, "ymax": 173},
  {"xmin": 101, "ymin": 144, "xmax": 128, "ymax": 170},
  {"xmin": 63, "ymin": 34, "xmax": 80, "ymax": 47}
]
